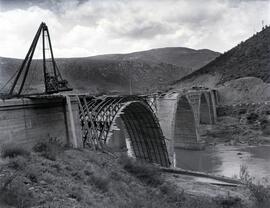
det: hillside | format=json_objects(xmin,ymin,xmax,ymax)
[
  {"xmin": 0, "ymin": 47, "xmax": 219, "ymax": 94},
  {"xmin": 176, "ymin": 26, "xmax": 270, "ymax": 86},
  {"xmin": 91, "ymin": 47, "xmax": 220, "ymax": 70},
  {"xmin": 0, "ymin": 143, "xmax": 254, "ymax": 208}
]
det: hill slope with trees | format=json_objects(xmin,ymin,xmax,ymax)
[{"xmin": 177, "ymin": 26, "xmax": 270, "ymax": 85}]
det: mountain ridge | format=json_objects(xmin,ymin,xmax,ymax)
[
  {"xmin": 89, "ymin": 47, "xmax": 220, "ymax": 70},
  {"xmin": 0, "ymin": 47, "xmax": 219, "ymax": 94}
]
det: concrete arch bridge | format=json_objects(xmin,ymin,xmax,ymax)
[{"xmin": 69, "ymin": 89, "xmax": 218, "ymax": 166}]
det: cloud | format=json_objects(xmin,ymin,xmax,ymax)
[{"xmin": 0, "ymin": 0, "xmax": 269, "ymax": 58}]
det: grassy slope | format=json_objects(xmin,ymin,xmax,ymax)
[{"xmin": 0, "ymin": 146, "xmax": 254, "ymax": 208}]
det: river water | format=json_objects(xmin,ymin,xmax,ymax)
[{"xmin": 175, "ymin": 144, "xmax": 270, "ymax": 181}]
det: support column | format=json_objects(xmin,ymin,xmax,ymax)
[
  {"xmin": 156, "ymin": 93, "xmax": 178, "ymax": 164},
  {"xmin": 186, "ymin": 92, "xmax": 201, "ymax": 142},
  {"xmin": 210, "ymin": 90, "xmax": 217, "ymax": 124},
  {"xmin": 65, "ymin": 95, "xmax": 83, "ymax": 148},
  {"xmin": 204, "ymin": 92, "xmax": 214, "ymax": 124}
]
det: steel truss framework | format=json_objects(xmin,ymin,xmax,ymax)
[{"xmin": 76, "ymin": 95, "xmax": 170, "ymax": 167}]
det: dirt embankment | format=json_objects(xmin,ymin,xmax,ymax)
[
  {"xmin": 217, "ymin": 77, "xmax": 270, "ymax": 105},
  {"xmin": 0, "ymin": 141, "xmax": 258, "ymax": 208}
]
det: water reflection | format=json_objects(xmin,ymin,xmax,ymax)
[{"xmin": 175, "ymin": 145, "xmax": 270, "ymax": 180}]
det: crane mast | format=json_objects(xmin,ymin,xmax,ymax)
[{"xmin": 8, "ymin": 22, "xmax": 72, "ymax": 97}]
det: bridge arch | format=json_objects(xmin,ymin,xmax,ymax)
[
  {"xmin": 77, "ymin": 96, "xmax": 170, "ymax": 167},
  {"xmin": 173, "ymin": 96, "xmax": 198, "ymax": 147}
]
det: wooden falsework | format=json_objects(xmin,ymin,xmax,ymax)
[{"xmin": 75, "ymin": 95, "xmax": 171, "ymax": 167}]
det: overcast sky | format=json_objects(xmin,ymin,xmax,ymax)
[{"xmin": 0, "ymin": 0, "xmax": 269, "ymax": 58}]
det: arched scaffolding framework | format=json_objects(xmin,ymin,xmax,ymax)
[{"xmin": 77, "ymin": 95, "xmax": 170, "ymax": 167}]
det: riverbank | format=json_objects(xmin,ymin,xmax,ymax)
[
  {"xmin": 201, "ymin": 115, "xmax": 270, "ymax": 146},
  {"xmin": 0, "ymin": 142, "xmax": 259, "ymax": 208}
]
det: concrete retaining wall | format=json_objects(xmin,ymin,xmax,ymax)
[{"xmin": 0, "ymin": 96, "xmax": 82, "ymax": 150}]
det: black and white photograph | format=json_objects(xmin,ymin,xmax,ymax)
[{"xmin": 0, "ymin": 0, "xmax": 269, "ymax": 207}]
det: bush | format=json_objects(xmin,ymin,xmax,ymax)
[
  {"xmin": 7, "ymin": 156, "xmax": 28, "ymax": 170},
  {"xmin": 67, "ymin": 185, "xmax": 83, "ymax": 202},
  {"xmin": 239, "ymin": 165, "xmax": 270, "ymax": 205},
  {"xmin": 1, "ymin": 144, "xmax": 30, "ymax": 159},
  {"xmin": 25, "ymin": 169, "xmax": 38, "ymax": 183},
  {"xmin": 119, "ymin": 155, "xmax": 163, "ymax": 186},
  {"xmin": 88, "ymin": 174, "xmax": 110, "ymax": 192},
  {"xmin": 248, "ymin": 181, "xmax": 270, "ymax": 203},
  {"xmin": 33, "ymin": 137, "xmax": 63, "ymax": 161},
  {"xmin": 246, "ymin": 112, "xmax": 259, "ymax": 123},
  {"xmin": 159, "ymin": 181, "xmax": 184, "ymax": 204},
  {"xmin": 214, "ymin": 193, "xmax": 242, "ymax": 208},
  {"xmin": 0, "ymin": 175, "xmax": 33, "ymax": 208}
]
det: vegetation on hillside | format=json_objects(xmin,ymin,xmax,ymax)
[
  {"xmin": 237, "ymin": 165, "xmax": 270, "ymax": 208},
  {"xmin": 178, "ymin": 26, "xmax": 270, "ymax": 85},
  {"xmin": 91, "ymin": 47, "xmax": 219, "ymax": 70},
  {"xmin": 0, "ymin": 139, "xmax": 252, "ymax": 208},
  {"xmin": 202, "ymin": 105, "xmax": 270, "ymax": 145},
  {"xmin": 0, "ymin": 47, "xmax": 219, "ymax": 95}
]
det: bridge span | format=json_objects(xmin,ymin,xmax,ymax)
[{"xmin": 0, "ymin": 89, "xmax": 218, "ymax": 167}]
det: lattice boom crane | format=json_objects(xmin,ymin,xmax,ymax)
[{"xmin": 7, "ymin": 22, "xmax": 72, "ymax": 97}]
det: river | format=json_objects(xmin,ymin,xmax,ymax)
[{"xmin": 175, "ymin": 144, "xmax": 270, "ymax": 181}]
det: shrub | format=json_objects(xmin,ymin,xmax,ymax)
[
  {"xmin": 88, "ymin": 174, "xmax": 110, "ymax": 192},
  {"xmin": 41, "ymin": 172, "xmax": 56, "ymax": 184},
  {"xmin": 25, "ymin": 169, "xmax": 38, "ymax": 183},
  {"xmin": 248, "ymin": 181, "xmax": 270, "ymax": 203},
  {"xmin": 213, "ymin": 193, "xmax": 242, "ymax": 208},
  {"xmin": 110, "ymin": 171, "xmax": 122, "ymax": 181},
  {"xmin": 1, "ymin": 144, "xmax": 30, "ymax": 159},
  {"xmin": 239, "ymin": 165, "xmax": 270, "ymax": 204},
  {"xmin": 8, "ymin": 156, "xmax": 28, "ymax": 170},
  {"xmin": 0, "ymin": 175, "xmax": 33, "ymax": 208},
  {"xmin": 246, "ymin": 112, "xmax": 259, "ymax": 123},
  {"xmin": 33, "ymin": 137, "xmax": 63, "ymax": 161},
  {"xmin": 67, "ymin": 185, "xmax": 83, "ymax": 202},
  {"xmin": 239, "ymin": 165, "xmax": 253, "ymax": 184},
  {"xmin": 159, "ymin": 181, "xmax": 184, "ymax": 204},
  {"xmin": 119, "ymin": 155, "xmax": 163, "ymax": 186},
  {"xmin": 260, "ymin": 119, "xmax": 270, "ymax": 135}
]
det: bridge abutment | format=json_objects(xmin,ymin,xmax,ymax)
[{"xmin": 0, "ymin": 96, "xmax": 83, "ymax": 150}]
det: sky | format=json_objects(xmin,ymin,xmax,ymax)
[{"xmin": 0, "ymin": 0, "xmax": 269, "ymax": 58}]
